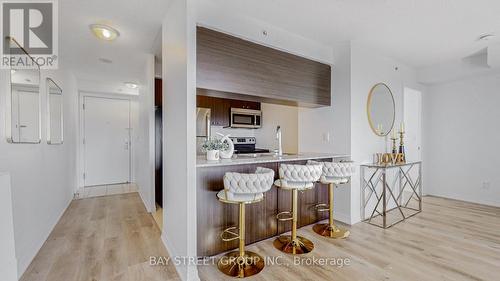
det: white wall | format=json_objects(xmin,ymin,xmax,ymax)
[
  {"xmin": 197, "ymin": 0, "xmax": 333, "ymax": 64},
  {"xmin": 0, "ymin": 65, "xmax": 79, "ymax": 277},
  {"xmin": 133, "ymin": 55, "xmax": 156, "ymax": 212},
  {"xmin": 298, "ymin": 42, "xmax": 352, "ymax": 223},
  {"xmin": 349, "ymin": 41, "xmax": 425, "ymax": 224},
  {"xmin": 162, "ymin": 0, "xmax": 199, "ymax": 280},
  {"xmin": 423, "ymin": 73, "xmax": 500, "ymax": 207},
  {"xmin": 0, "ymin": 173, "xmax": 17, "ymax": 281}
]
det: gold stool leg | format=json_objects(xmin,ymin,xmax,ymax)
[
  {"xmin": 313, "ymin": 183, "xmax": 350, "ymax": 239},
  {"xmin": 218, "ymin": 203, "xmax": 265, "ymax": 278},
  {"xmin": 274, "ymin": 189, "xmax": 314, "ymax": 254}
]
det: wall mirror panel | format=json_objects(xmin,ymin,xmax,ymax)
[
  {"xmin": 47, "ymin": 78, "xmax": 63, "ymax": 144},
  {"xmin": 367, "ymin": 83, "xmax": 395, "ymax": 136},
  {"xmin": 6, "ymin": 37, "xmax": 41, "ymax": 143}
]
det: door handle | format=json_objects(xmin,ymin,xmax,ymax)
[{"xmin": 19, "ymin": 125, "xmax": 27, "ymax": 128}]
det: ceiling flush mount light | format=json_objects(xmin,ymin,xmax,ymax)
[
  {"xmin": 477, "ymin": 34, "xmax": 495, "ymax": 42},
  {"xmin": 90, "ymin": 24, "xmax": 120, "ymax": 41},
  {"xmin": 125, "ymin": 82, "xmax": 138, "ymax": 89}
]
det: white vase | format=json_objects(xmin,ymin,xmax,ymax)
[
  {"xmin": 218, "ymin": 134, "xmax": 234, "ymax": 159},
  {"xmin": 206, "ymin": 150, "xmax": 220, "ymax": 161}
]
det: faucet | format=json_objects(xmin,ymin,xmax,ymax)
[{"xmin": 276, "ymin": 125, "xmax": 283, "ymax": 156}]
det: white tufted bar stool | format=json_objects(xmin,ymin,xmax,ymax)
[
  {"xmin": 216, "ymin": 167, "xmax": 274, "ymax": 278},
  {"xmin": 273, "ymin": 163, "xmax": 322, "ymax": 254},
  {"xmin": 308, "ymin": 160, "xmax": 356, "ymax": 239}
]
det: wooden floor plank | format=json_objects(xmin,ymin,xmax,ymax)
[
  {"xmin": 19, "ymin": 193, "xmax": 179, "ymax": 281},
  {"xmin": 20, "ymin": 195, "xmax": 500, "ymax": 281},
  {"xmin": 198, "ymin": 196, "xmax": 500, "ymax": 281}
]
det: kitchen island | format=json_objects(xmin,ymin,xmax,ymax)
[{"xmin": 196, "ymin": 153, "xmax": 349, "ymax": 256}]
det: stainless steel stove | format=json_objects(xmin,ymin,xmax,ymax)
[{"xmin": 230, "ymin": 137, "xmax": 270, "ymax": 154}]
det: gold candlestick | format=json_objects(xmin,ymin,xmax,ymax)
[
  {"xmin": 390, "ymin": 136, "xmax": 398, "ymax": 154},
  {"xmin": 398, "ymin": 130, "xmax": 406, "ymax": 163}
]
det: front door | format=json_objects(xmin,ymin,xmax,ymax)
[{"xmin": 84, "ymin": 96, "xmax": 131, "ymax": 186}]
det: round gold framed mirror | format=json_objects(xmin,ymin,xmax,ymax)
[{"xmin": 367, "ymin": 83, "xmax": 395, "ymax": 136}]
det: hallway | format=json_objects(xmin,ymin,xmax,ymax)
[{"xmin": 20, "ymin": 193, "xmax": 179, "ymax": 281}]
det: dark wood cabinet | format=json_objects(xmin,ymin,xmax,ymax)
[
  {"xmin": 154, "ymin": 78, "xmax": 162, "ymax": 107},
  {"xmin": 196, "ymin": 95, "xmax": 227, "ymax": 126},
  {"xmin": 229, "ymin": 99, "xmax": 260, "ymax": 110},
  {"xmin": 197, "ymin": 26, "xmax": 331, "ymax": 107},
  {"xmin": 196, "ymin": 94, "xmax": 261, "ymax": 127},
  {"xmin": 196, "ymin": 158, "xmax": 332, "ymax": 256}
]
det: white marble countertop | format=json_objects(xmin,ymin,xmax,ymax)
[{"xmin": 197, "ymin": 152, "xmax": 350, "ymax": 168}]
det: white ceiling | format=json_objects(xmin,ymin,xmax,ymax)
[
  {"xmin": 204, "ymin": 0, "xmax": 500, "ymax": 68},
  {"xmin": 59, "ymin": 0, "xmax": 170, "ymax": 94},
  {"xmin": 58, "ymin": 0, "xmax": 500, "ymax": 91}
]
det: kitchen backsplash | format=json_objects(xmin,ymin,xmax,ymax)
[{"xmin": 209, "ymin": 103, "xmax": 299, "ymax": 154}]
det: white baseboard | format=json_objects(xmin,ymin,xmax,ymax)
[
  {"xmin": 160, "ymin": 233, "xmax": 200, "ymax": 281},
  {"xmin": 425, "ymin": 192, "xmax": 500, "ymax": 207},
  {"xmin": 333, "ymin": 211, "xmax": 351, "ymax": 225},
  {"xmin": 137, "ymin": 185, "xmax": 153, "ymax": 213},
  {"xmin": 160, "ymin": 233, "xmax": 184, "ymax": 280}
]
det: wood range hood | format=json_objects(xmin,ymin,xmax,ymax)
[{"xmin": 196, "ymin": 26, "xmax": 332, "ymax": 108}]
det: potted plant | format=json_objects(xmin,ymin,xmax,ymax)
[{"xmin": 202, "ymin": 138, "xmax": 229, "ymax": 161}]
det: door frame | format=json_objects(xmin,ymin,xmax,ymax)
[
  {"xmin": 403, "ymin": 87, "xmax": 422, "ymax": 162},
  {"xmin": 77, "ymin": 91, "xmax": 134, "ymax": 193}
]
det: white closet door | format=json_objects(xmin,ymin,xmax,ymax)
[
  {"xmin": 84, "ymin": 96, "xmax": 131, "ymax": 186},
  {"xmin": 404, "ymin": 87, "xmax": 422, "ymax": 162}
]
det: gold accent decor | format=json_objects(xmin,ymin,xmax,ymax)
[
  {"xmin": 398, "ymin": 130, "xmax": 406, "ymax": 164},
  {"xmin": 217, "ymin": 250, "xmax": 265, "ymax": 278},
  {"xmin": 217, "ymin": 202, "xmax": 265, "ymax": 278},
  {"xmin": 313, "ymin": 183, "xmax": 350, "ymax": 239},
  {"xmin": 391, "ymin": 135, "xmax": 398, "ymax": 154},
  {"xmin": 381, "ymin": 153, "xmax": 394, "ymax": 165},
  {"xmin": 395, "ymin": 153, "xmax": 406, "ymax": 164},
  {"xmin": 367, "ymin": 83, "xmax": 396, "ymax": 137},
  {"xmin": 273, "ymin": 189, "xmax": 314, "ymax": 254}
]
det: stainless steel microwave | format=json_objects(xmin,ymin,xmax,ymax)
[{"xmin": 230, "ymin": 108, "xmax": 262, "ymax": 128}]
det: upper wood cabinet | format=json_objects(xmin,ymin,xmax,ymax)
[
  {"xmin": 196, "ymin": 94, "xmax": 260, "ymax": 127},
  {"xmin": 197, "ymin": 26, "xmax": 331, "ymax": 107}
]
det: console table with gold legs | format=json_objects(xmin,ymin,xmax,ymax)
[{"xmin": 361, "ymin": 161, "xmax": 422, "ymax": 229}]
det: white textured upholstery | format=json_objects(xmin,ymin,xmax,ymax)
[
  {"xmin": 307, "ymin": 160, "xmax": 356, "ymax": 184},
  {"xmin": 217, "ymin": 190, "xmax": 264, "ymax": 203},
  {"xmin": 275, "ymin": 164, "xmax": 322, "ymax": 190},
  {"xmin": 223, "ymin": 167, "xmax": 274, "ymax": 194},
  {"xmin": 274, "ymin": 179, "xmax": 314, "ymax": 190}
]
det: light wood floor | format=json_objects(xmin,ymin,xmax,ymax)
[
  {"xmin": 152, "ymin": 204, "xmax": 163, "ymax": 231},
  {"xmin": 20, "ymin": 193, "xmax": 180, "ymax": 281},
  {"xmin": 199, "ymin": 196, "xmax": 500, "ymax": 281},
  {"xmin": 21, "ymin": 195, "xmax": 500, "ymax": 281}
]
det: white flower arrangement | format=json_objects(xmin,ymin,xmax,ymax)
[{"xmin": 201, "ymin": 137, "xmax": 230, "ymax": 152}]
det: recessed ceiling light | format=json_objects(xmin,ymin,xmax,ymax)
[
  {"xmin": 477, "ymin": 34, "xmax": 495, "ymax": 41},
  {"xmin": 90, "ymin": 24, "xmax": 120, "ymax": 41},
  {"xmin": 125, "ymin": 82, "xmax": 138, "ymax": 89},
  {"xmin": 10, "ymin": 69, "xmax": 16, "ymax": 74},
  {"xmin": 99, "ymin": 57, "xmax": 113, "ymax": 64}
]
